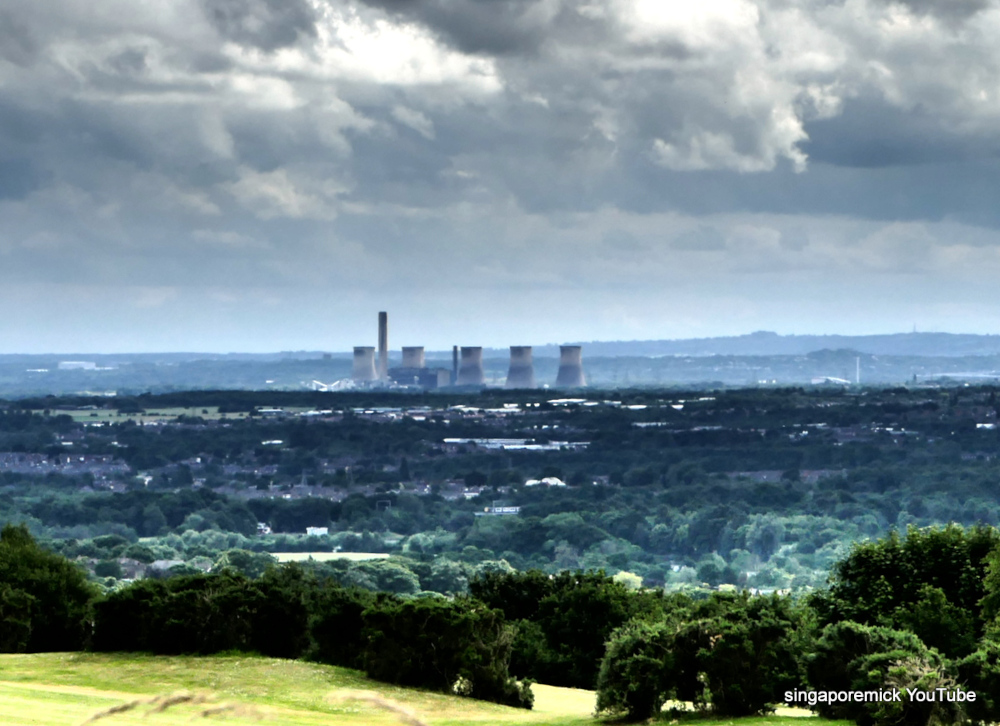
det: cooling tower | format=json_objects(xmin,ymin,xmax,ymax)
[
  {"xmin": 352, "ymin": 346, "xmax": 377, "ymax": 382},
  {"xmin": 555, "ymin": 345, "xmax": 586, "ymax": 387},
  {"xmin": 506, "ymin": 346, "xmax": 536, "ymax": 388},
  {"xmin": 401, "ymin": 346, "xmax": 425, "ymax": 369},
  {"xmin": 378, "ymin": 311, "xmax": 388, "ymax": 380},
  {"xmin": 456, "ymin": 346, "xmax": 485, "ymax": 386}
]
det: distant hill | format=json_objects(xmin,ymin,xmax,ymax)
[{"xmin": 511, "ymin": 332, "xmax": 1000, "ymax": 358}]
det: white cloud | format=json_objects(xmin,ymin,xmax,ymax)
[{"xmin": 225, "ymin": 167, "xmax": 347, "ymax": 219}]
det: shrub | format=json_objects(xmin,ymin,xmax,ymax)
[
  {"xmin": 362, "ymin": 597, "xmax": 532, "ymax": 709},
  {"xmin": 597, "ymin": 593, "xmax": 806, "ymax": 720},
  {"xmin": 691, "ymin": 594, "xmax": 806, "ymax": 716},
  {"xmin": 807, "ymin": 621, "xmax": 959, "ymax": 726},
  {"xmin": 596, "ymin": 619, "xmax": 672, "ymax": 720},
  {"xmin": 956, "ymin": 640, "xmax": 1000, "ymax": 726},
  {"xmin": 308, "ymin": 582, "xmax": 374, "ymax": 669},
  {"xmin": 0, "ymin": 524, "xmax": 96, "ymax": 652},
  {"xmin": 93, "ymin": 569, "xmax": 311, "ymax": 658}
]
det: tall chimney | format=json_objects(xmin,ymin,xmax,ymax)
[
  {"xmin": 352, "ymin": 346, "xmax": 377, "ymax": 382},
  {"xmin": 506, "ymin": 346, "xmax": 536, "ymax": 388},
  {"xmin": 378, "ymin": 311, "xmax": 388, "ymax": 380},
  {"xmin": 402, "ymin": 346, "xmax": 425, "ymax": 369},
  {"xmin": 555, "ymin": 345, "xmax": 586, "ymax": 387},
  {"xmin": 456, "ymin": 346, "xmax": 485, "ymax": 386},
  {"xmin": 452, "ymin": 345, "xmax": 459, "ymax": 384}
]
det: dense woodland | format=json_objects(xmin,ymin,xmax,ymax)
[{"xmin": 3, "ymin": 385, "xmax": 1000, "ymax": 593}]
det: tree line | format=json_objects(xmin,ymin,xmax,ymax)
[{"xmin": 4, "ymin": 521, "xmax": 1000, "ymax": 725}]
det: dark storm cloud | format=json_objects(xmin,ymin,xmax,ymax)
[
  {"xmin": 875, "ymin": 0, "xmax": 989, "ymax": 21},
  {"xmin": 202, "ymin": 0, "xmax": 317, "ymax": 51},
  {"xmin": 802, "ymin": 97, "xmax": 992, "ymax": 168}
]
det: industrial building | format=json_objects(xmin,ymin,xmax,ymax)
[
  {"xmin": 506, "ymin": 346, "xmax": 536, "ymax": 388},
  {"xmin": 349, "ymin": 312, "xmax": 585, "ymax": 389},
  {"xmin": 352, "ymin": 347, "xmax": 377, "ymax": 382},
  {"xmin": 555, "ymin": 345, "xmax": 586, "ymax": 387},
  {"xmin": 456, "ymin": 347, "xmax": 485, "ymax": 386}
]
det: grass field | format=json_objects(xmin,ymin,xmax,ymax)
[
  {"xmin": 66, "ymin": 407, "xmax": 252, "ymax": 424},
  {"xmin": 0, "ymin": 653, "xmax": 848, "ymax": 726}
]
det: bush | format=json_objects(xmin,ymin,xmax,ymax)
[
  {"xmin": 308, "ymin": 582, "xmax": 374, "ymax": 669},
  {"xmin": 956, "ymin": 640, "xmax": 1000, "ymax": 726},
  {"xmin": 0, "ymin": 524, "xmax": 96, "ymax": 652},
  {"xmin": 690, "ymin": 594, "xmax": 806, "ymax": 716},
  {"xmin": 362, "ymin": 597, "xmax": 532, "ymax": 709},
  {"xmin": 93, "ymin": 569, "xmax": 310, "ymax": 658},
  {"xmin": 470, "ymin": 569, "xmax": 643, "ymax": 689},
  {"xmin": 596, "ymin": 619, "xmax": 673, "ymax": 720},
  {"xmin": 596, "ymin": 593, "xmax": 806, "ymax": 720},
  {"xmin": 807, "ymin": 621, "xmax": 959, "ymax": 726}
]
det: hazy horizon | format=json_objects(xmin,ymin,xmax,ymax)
[{"xmin": 4, "ymin": 328, "xmax": 1000, "ymax": 357}]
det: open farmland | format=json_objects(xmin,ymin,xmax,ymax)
[{"xmin": 0, "ymin": 653, "xmax": 839, "ymax": 726}]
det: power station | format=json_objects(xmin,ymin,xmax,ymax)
[
  {"xmin": 349, "ymin": 313, "xmax": 586, "ymax": 389},
  {"xmin": 456, "ymin": 347, "xmax": 485, "ymax": 386},
  {"xmin": 352, "ymin": 346, "xmax": 377, "ymax": 381},
  {"xmin": 506, "ymin": 346, "xmax": 536, "ymax": 388},
  {"xmin": 555, "ymin": 345, "xmax": 586, "ymax": 387}
]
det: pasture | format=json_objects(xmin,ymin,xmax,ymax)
[{"xmin": 0, "ymin": 653, "xmax": 844, "ymax": 726}]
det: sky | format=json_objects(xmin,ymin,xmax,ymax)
[{"xmin": 4, "ymin": 0, "xmax": 1000, "ymax": 352}]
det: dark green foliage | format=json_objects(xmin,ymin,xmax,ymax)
[
  {"xmin": 0, "ymin": 584, "xmax": 33, "ymax": 652},
  {"xmin": 361, "ymin": 597, "xmax": 533, "ymax": 709},
  {"xmin": 28, "ymin": 489, "xmax": 258, "ymax": 538},
  {"xmin": 979, "ymin": 543, "xmax": 1000, "ymax": 623},
  {"xmin": 251, "ymin": 565, "xmax": 313, "ymax": 659},
  {"xmin": 94, "ymin": 560, "xmax": 123, "ymax": 578},
  {"xmin": 122, "ymin": 543, "xmax": 156, "ymax": 563},
  {"xmin": 0, "ymin": 524, "xmax": 95, "ymax": 652},
  {"xmin": 686, "ymin": 593, "xmax": 807, "ymax": 716},
  {"xmin": 596, "ymin": 619, "xmax": 674, "ymax": 720},
  {"xmin": 344, "ymin": 560, "xmax": 421, "ymax": 595},
  {"xmin": 212, "ymin": 549, "xmax": 277, "ymax": 578},
  {"xmin": 806, "ymin": 621, "xmax": 956, "ymax": 726},
  {"xmin": 596, "ymin": 592, "xmax": 807, "ymax": 720},
  {"xmin": 470, "ymin": 569, "xmax": 656, "ymax": 689},
  {"xmin": 956, "ymin": 640, "xmax": 1000, "ymax": 726},
  {"xmin": 812, "ymin": 524, "xmax": 999, "ymax": 658},
  {"xmin": 307, "ymin": 582, "xmax": 374, "ymax": 669},
  {"xmin": 92, "ymin": 570, "xmax": 309, "ymax": 658}
]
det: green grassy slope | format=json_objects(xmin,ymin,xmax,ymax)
[{"xmin": 0, "ymin": 653, "xmax": 843, "ymax": 726}]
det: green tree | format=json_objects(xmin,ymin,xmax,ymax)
[
  {"xmin": 812, "ymin": 524, "xmax": 998, "ymax": 658},
  {"xmin": 956, "ymin": 640, "xmax": 1000, "ymax": 726},
  {"xmin": 806, "ymin": 621, "xmax": 951, "ymax": 725},
  {"xmin": 309, "ymin": 582, "xmax": 374, "ymax": 669},
  {"xmin": 362, "ymin": 597, "xmax": 532, "ymax": 708},
  {"xmin": 0, "ymin": 524, "xmax": 96, "ymax": 652},
  {"xmin": 212, "ymin": 549, "xmax": 277, "ymax": 579},
  {"xmin": 596, "ymin": 619, "xmax": 673, "ymax": 720}
]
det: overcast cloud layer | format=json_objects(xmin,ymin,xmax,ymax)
[{"xmin": 3, "ymin": 0, "xmax": 1000, "ymax": 352}]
